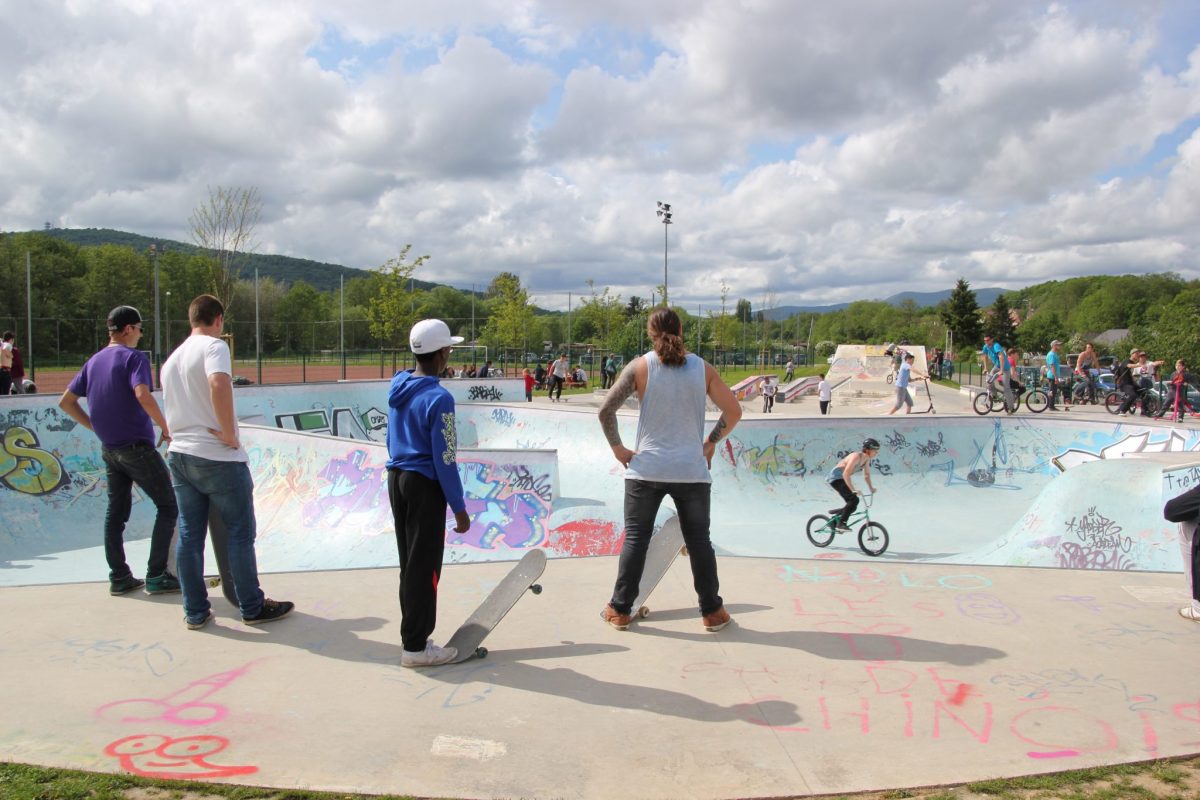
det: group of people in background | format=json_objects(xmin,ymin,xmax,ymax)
[{"xmin": 0, "ymin": 330, "xmax": 32, "ymax": 394}]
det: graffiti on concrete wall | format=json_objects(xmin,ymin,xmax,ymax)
[{"xmin": 0, "ymin": 423, "xmax": 67, "ymax": 495}]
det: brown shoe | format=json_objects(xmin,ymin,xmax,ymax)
[
  {"xmin": 600, "ymin": 604, "xmax": 631, "ymax": 630},
  {"xmin": 702, "ymin": 606, "xmax": 731, "ymax": 632}
]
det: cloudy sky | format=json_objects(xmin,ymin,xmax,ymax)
[{"xmin": 2, "ymin": 1, "xmax": 1198, "ymax": 311}]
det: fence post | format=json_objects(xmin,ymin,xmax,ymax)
[{"xmin": 302, "ymin": 352, "xmax": 307, "ymax": 384}]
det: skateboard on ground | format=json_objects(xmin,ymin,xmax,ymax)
[
  {"xmin": 631, "ymin": 515, "xmax": 686, "ymax": 620},
  {"xmin": 445, "ymin": 549, "xmax": 546, "ymax": 664}
]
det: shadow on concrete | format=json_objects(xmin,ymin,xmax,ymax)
[
  {"xmin": 427, "ymin": 657, "xmax": 803, "ymax": 726},
  {"xmin": 632, "ymin": 623, "xmax": 1007, "ymax": 665}
]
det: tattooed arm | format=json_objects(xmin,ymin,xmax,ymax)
[
  {"xmin": 702, "ymin": 361, "xmax": 743, "ymax": 468},
  {"xmin": 598, "ymin": 360, "xmax": 640, "ymax": 467}
]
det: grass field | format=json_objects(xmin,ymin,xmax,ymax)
[{"xmin": 5, "ymin": 756, "xmax": 1200, "ymax": 800}]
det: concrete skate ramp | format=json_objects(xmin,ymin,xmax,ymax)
[{"xmin": 3, "ymin": 384, "xmax": 1198, "ymax": 586}]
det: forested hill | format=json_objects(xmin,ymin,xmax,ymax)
[{"xmin": 39, "ymin": 227, "xmax": 418, "ymax": 293}]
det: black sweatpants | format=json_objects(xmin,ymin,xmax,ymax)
[
  {"xmin": 388, "ymin": 469, "xmax": 449, "ymax": 652},
  {"xmin": 830, "ymin": 478, "xmax": 858, "ymax": 523}
]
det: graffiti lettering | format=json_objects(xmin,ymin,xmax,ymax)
[
  {"xmin": 502, "ymin": 464, "xmax": 552, "ymax": 503},
  {"xmin": 884, "ymin": 431, "xmax": 910, "ymax": 451},
  {"xmin": 1066, "ymin": 507, "xmax": 1132, "ymax": 553},
  {"xmin": 467, "ymin": 385, "xmax": 503, "ymax": 401},
  {"xmin": 491, "ymin": 408, "xmax": 517, "ymax": 428},
  {"xmin": 0, "ymin": 424, "xmax": 67, "ymax": 495},
  {"xmin": 917, "ymin": 433, "xmax": 946, "ymax": 457},
  {"xmin": 1057, "ymin": 542, "xmax": 1134, "ymax": 571}
]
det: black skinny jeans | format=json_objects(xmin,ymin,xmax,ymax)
[
  {"xmin": 609, "ymin": 479, "xmax": 722, "ymax": 616},
  {"xmin": 102, "ymin": 442, "xmax": 178, "ymax": 580}
]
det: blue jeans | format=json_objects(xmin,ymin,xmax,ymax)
[
  {"xmin": 610, "ymin": 479, "xmax": 722, "ymax": 616},
  {"xmin": 168, "ymin": 452, "xmax": 265, "ymax": 622},
  {"xmin": 102, "ymin": 443, "xmax": 178, "ymax": 580}
]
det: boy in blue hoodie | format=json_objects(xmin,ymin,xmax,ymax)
[{"xmin": 388, "ymin": 319, "xmax": 472, "ymax": 667}]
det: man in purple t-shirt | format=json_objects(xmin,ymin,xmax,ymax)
[{"xmin": 59, "ymin": 306, "xmax": 180, "ymax": 596}]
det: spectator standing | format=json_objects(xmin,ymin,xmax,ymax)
[
  {"xmin": 0, "ymin": 331, "xmax": 13, "ymax": 395},
  {"xmin": 534, "ymin": 362, "xmax": 547, "ymax": 390},
  {"xmin": 597, "ymin": 307, "xmax": 742, "ymax": 632},
  {"xmin": 602, "ymin": 354, "xmax": 618, "ymax": 389},
  {"xmin": 58, "ymin": 305, "xmax": 180, "ymax": 596},
  {"xmin": 9, "ymin": 338, "xmax": 24, "ymax": 394},
  {"xmin": 1114, "ymin": 350, "xmax": 1141, "ymax": 416},
  {"xmin": 478, "ymin": 360, "xmax": 491, "ymax": 378},
  {"xmin": 818, "ymin": 373, "xmax": 832, "ymax": 415},
  {"xmin": 522, "ymin": 368, "xmax": 534, "ymax": 402},
  {"xmin": 784, "ymin": 359, "xmax": 794, "ymax": 382},
  {"xmin": 386, "ymin": 319, "xmax": 472, "ymax": 666},
  {"xmin": 161, "ymin": 294, "xmax": 293, "ymax": 630},
  {"xmin": 549, "ymin": 353, "xmax": 568, "ymax": 402},
  {"xmin": 1044, "ymin": 340, "xmax": 1069, "ymax": 411}
]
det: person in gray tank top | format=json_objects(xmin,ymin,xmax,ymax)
[{"xmin": 597, "ymin": 307, "xmax": 744, "ymax": 632}]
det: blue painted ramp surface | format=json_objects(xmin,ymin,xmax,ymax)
[{"xmin": 2, "ymin": 383, "xmax": 1197, "ymax": 586}]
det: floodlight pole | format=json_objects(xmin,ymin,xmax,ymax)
[{"xmin": 656, "ymin": 202, "xmax": 672, "ymax": 305}]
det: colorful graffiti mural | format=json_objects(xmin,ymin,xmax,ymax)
[{"xmin": 3, "ymin": 385, "xmax": 1199, "ymax": 586}]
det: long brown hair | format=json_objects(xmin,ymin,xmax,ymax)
[{"xmin": 648, "ymin": 307, "xmax": 687, "ymax": 366}]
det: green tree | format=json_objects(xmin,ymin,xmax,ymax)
[
  {"xmin": 368, "ymin": 246, "xmax": 429, "ymax": 348},
  {"xmin": 983, "ymin": 292, "xmax": 1015, "ymax": 343},
  {"xmin": 576, "ymin": 281, "xmax": 625, "ymax": 352},
  {"xmin": 480, "ymin": 272, "xmax": 534, "ymax": 355},
  {"xmin": 276, "ymin": 280, "xmax": 333, "ymax": 352},
  {"xmin": 1014, "ymin": 310, "xmax": 1064, "ymax": 353},
  {"xmin": 939, "ymin": 278, "xmax": 983, "ymax": 349}
]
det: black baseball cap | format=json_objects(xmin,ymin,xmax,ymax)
[{"xmin": 107, "ymin": 306, "xmax": 143, "ymax": 332}]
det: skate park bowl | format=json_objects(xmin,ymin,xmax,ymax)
[{"xmin": 2, "ymin": 380, "xmax": 1200, "ymax": 799}]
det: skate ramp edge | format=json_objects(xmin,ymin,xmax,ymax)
[{"xmin": 948, "ymin": 456, "xmax": 1185, "ymax": 570}]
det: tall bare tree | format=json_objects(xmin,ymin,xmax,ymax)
[{"xmin": 188, "ymin": 185, "xmax": 262, "ymax": 316}]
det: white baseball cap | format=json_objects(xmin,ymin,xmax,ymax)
[{"xmin": 409, "ymin": 319, "xmax": 464, "ymax": 354}]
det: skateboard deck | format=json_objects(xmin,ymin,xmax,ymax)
[
  {"xmin": 445, "ymin": 549, "xmax": 546, "ymax": 664},
  {"xmin": 205, "ymin": 508, "xmax": 240, "ymax": 606},
  {"xmin": 631, "ymin": 516, "xmax": 686, "ymax": 619}
]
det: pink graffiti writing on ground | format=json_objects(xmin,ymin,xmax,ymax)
[
  {"xmin": 95, "ymin": 663, "xmax": 255, "ymax": 727},
  {"xmin": 104, "ymin": 734, "xmax": 257, "ymax": 780}
]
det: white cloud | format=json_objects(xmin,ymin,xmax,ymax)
[{"xmin": 0, "ymin": 0, "xmax": 1197, "ymax": 312}]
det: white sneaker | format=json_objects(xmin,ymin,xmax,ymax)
[
  {"xmin": 401, "ymin": 640, "xmax": 458, "ymax": 667},
  {"xmin": 1179, "ymin": 606, "xmax": 1200, "ymax": 623}
]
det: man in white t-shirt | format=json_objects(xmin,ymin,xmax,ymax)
[
  {"xmin": 818, "ymin": 373, "xmax": 832, "ymax": 415},
  {"xmin": 549, "ymin": 353, "xmax": 569, "ymax": 401},
  {"xmin": 161, "ymin": 294, "xmax": 293, "ymax": 630}
]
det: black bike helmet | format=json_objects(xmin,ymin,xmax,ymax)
[{"xmin": 863, "ymin": 438, "xmax": 880, "ymax": 451}]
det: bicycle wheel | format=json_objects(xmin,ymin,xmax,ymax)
[
  {"xmin": 973, "ymin": 391, "xmax": 994, "ymax": 415},
  {"xmin": 806, "ymin": 515, "xmax": 835, "ymax": 547},
  {"xmin": 1071, "ymin": 383, "xmax": 1088, "ymax": 405},
  {"xmin": 1142, "ymin": 394, "xmax": 1162, "ymax": 417},
  {"xmin": 858, "ymin": 522, "xmax": 889, "ymax": 557},
  {"xmin": 886, "ymin": 373, "xmax": 894, "ymax": 384},
  {"xmin": 1105, "ymin": 391, "xmax": 1123, "ymax": 414},
  {"xmin": 1025, "ymin": 389, "xmax": 1049, "ymax": 413}
]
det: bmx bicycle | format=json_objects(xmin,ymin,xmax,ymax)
[
  {"xmin": 806, "ymin": 493, "xmax": 889, "ymax": 557},
  {"xmin": 1104, "ymin": 384, "xmax": 1162, "ymax": 417},
  {"xmin": 973, "ymin": 374, "xmax": 1050, "ymax": 415}
]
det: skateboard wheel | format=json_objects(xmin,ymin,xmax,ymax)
[
  {"xmin": 530, "ymin": 583, "xmax": 543, "ymax": 595},
  {"xmin": 638, "ymin": 606, "xmax": 649, "ymax": 618},
  {"xmin": 206, "ymin": 578, "xmax": 221, "ymax": 587},
  {"xmin": 475, "ymin": 647, "xmax": 488, "ymax": 659}
]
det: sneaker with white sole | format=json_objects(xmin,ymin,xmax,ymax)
[
  {"xmin": 1179, "ymin": 606, "xmax": 1200, "ymax": 622},
  {"xmin": 401, "ymin": 640, "xmax": 457, "ymax": 667},
  {"xmin": 186, "ymin": 610, "xmax": 214, "ymax": 630}
]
